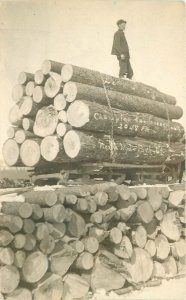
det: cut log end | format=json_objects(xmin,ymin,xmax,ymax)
[
  {"xmin": 20, "ymin": 139, "xmax": 41, "ymax": 167},
  {"xmin": 12, "ymin": 84, "xmax": 25, "ymax": 102},
  {"xmin": 64, "ymin": 130, "xmax": 81, "ymax": 158},
  {"xmin": 63, "ymin": 81, "xmax": 77, "ymax": 102},
  {"xmin": 58, "ymin": 110, "xmax": 68, "ymax": 123},
  {"xmin": 41, "ymin": 135, "xmax": 60, "ymax": 161},
  {"xmin": 26, "ymin": 81, "xmax": 36, "ymax": 96},
  {"xmin": 54, "ymin": 93, "xmax": 66, "ymax": 111},
  {"xmin": 61, "ymin": 64, "xmax": 73, "ymax": 82},
  {"xmin": 67, "ymin": 100, "xmax": 89, "ymax": 127},
  {"xmin": 2, "ymin": 139, "xmax": 20, "ymax": 166}
]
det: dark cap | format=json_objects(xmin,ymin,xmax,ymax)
[{"xmin": 117, "ymin": 19, "xmax": 126, "ymax": 26}]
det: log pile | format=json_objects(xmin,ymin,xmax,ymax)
[
  {"xmin": 2, "ymin": 60, "xmax": 185, "ymax": 167},
  {"xmin": 0, "ymin": 183, "xmax": 185, "ymax": 298}
]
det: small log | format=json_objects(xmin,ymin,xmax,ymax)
[
  {"xmin": 117, "ymin": 222, "xmax": 129, "ymax": 234},
  {"xmin": 0, "ymin": 215, "xmax": 23, "ymax": 233},
  {"xmin": 57, "ymin": 192, "xmax": 65, "ymax": 204},
  {"xmin": 13, "ymin": 234, "xmax": 26, "ymax": 249},
  {"xmin": 1, "ymin": 202, "xmax": 32, "ymax": 219},
  {"xmin": 128, "ymin": 191, "xmax": 138, "ymax": 203},
  {"xmin": 54, "ymin": 93, "xmax": 67, "ymax": 110},
  {"xmin": 50, "ymin": 244, "xmax": 78, "ymax": 276},
  {"xmin": 7, "ymin": 126, "xmax": 19, "ymax": 139},
  {"xmin": 58, "ymin": 109, "xmax": 68, "ymax": 123},
  {"xmin": 70, "ymin": 240, "xmax": 84, "ymax": 253},
  {"xmin": 14, "ymin": 250, "xmax": 26, "ymax": 268},
  {"xmin": 158, "ymin": 186, "xmax": 170, "ymax": 199},
  {"xmin": 40, "ymin": 135, "xmax": 68, "ymax": 162},
  {"xmin": 24, "ymin": 233, "xmax": 37, "ymax": 251},
  {"xmin": 145, "ymin": 219, "xmax": 159, "ymax": 240},
  {"xmin": 22, "ymin": 118, "xmax": 34, "ymax": 131},
  {"xmin": 67, "ymin": 212, "xmax": 86, "ymax": 237},
  {"xmin": 22, "ymin": 251, "xmax": 48, "ymax": 283},
  {"xmin": 113, "ymin": 236, "xmax": 133, "ymax": 259},
  {"xmin": 43, "ymin": 204, "xmax": 66, "ymax": 223},
  {"xmin": 25, "ymin": 81, "xmax": 36, "ymax": 96},
  {"xmin": 118, "ymin": 204, "xmax": 137, "ymax": 221},
  {"xmin": 155, "ymin": 234, "xmax": 170, "ymax": 260},
  {"xmin": 6, "ymin": 288, "xmax": 32, "ymax": 300},
  {"xmin": 160, "ymin": 202, "xmax": 168, "ymax": 214},
  {"xmin": 12, "ymin": 84, "xmax": 26, "ymax": 102},
  {"xmin": 155, "ymin": 209, "xmax": 164, "ymax": 221},
  {"xmin": 124, "ymin": 248, "xmax": 153, "ymax": 284},
  {"xmin": 0, "ymin": 265, "xmax": 20, "ymax": 294},
  {"xmin": 63, "ymin": 81, "xmax": 78, "ymax": 102},
  {"xmin": 33, "ymin": 273, "xmax": 63, "ymax": 300},
  {"xmin": 168, "ymin": 190, "xmax": 185, "ymax": 207},
  {"xmin": 61, "ymin": 64, "xmax": 176, "ymax": 105},
  {"xmin": 89, "ymin": 227, "xmax": 109, "ymax": 242},
  {"xmin": 74, "ymin": 252, "xmax": 94, "ymax": 271},
  {"xmin": 20, "ymin": 138, "xmax": 42, "ymax": 167},
  {"xmin": 20, "ymin": 96, "xmax": 39, "ymax": 117},
  {"xmin": 144, "ymin": 240, "xmax": 156, "ymax": 257},
  {"xmin": 64, "ymin": 208, "xmax": 73, "ymax": 222},
  {"xmin": 2, "ymin": 139, "xmax": 20, "ymax": 166},
  {"xmin": 75, "ymin": 197, "xmax": 88, "ymax": 212},
  {"xmin": 147, "ymin": 188, "xmax": 163, "ymax": 211},
  {"xmin": 23, "ymin": 190, "xmax": 57, "ymax": 206},
  {"xmin": 81, "ymin": 237, "xmax": 99, "ymax": 254},
  {"xmin": 0, "ymin": 247, "xmax": 14, "ymax": 265},
  {"xmin": 40, "ymin": 235, "xmax": 55, "ymax": 255},
  {"xmin": 15, "ymin": 129, "xmax": 34, "ymax": 144},
  {"xmin": 33, "ymin": 105, "xmax": 58, "ymax": 137},
  {"xmin": 101, "ymin": 206, "xmax": 117, "ymax": 223},
  {"xmin": 115, "ymin": 185, "xmax": 131, "ymax": 201},
  {"xmin": 51, "ymin": 223, "xmax": 66, "ymax": 239},
  {"xmin": 136, "ymin": 201, "xmax": 154, "ymax": 223},
  {"xmin": 63, "ymin": 273, "xmax": 90, "ymax": 300},
  {"xmin": 160, "ymin": 211, "xmax": 181, "ymax": 241},
  {"xmin": 131, "ymin": 225, "xmax": 147, "ymax": 248},
  {"xmin": 130, "ymin": 186, "xmax": 147, "ymax": 199},
  {"xmin": 109, "ymin": 227, "xmax": 122, "ymax": 244},
  {"xmin": 91, "ymin": 257, "xmax": 125, "ymax": 292},
  {"xmin": 105, "ymin": 187, "xmax": 119, "ymax": 203},
  {"xmin": 36, "ymin": 223, "xmax": 50, "ymax": 241},
  {"xmin": 8, "ymin": 104, "xmax": 23, "ymax": 126},
  {"xmin": 94, "ymin": 192, "xmax": 108, "ymax": 206},
  {"xmin": 31, "ymin": 204, "xmax": 43, "ymax": 220},
  {"xmin": 86, "ymin": 196, "xmax": 97, "ymax": 213},
  {"xmin": 0, "ymin": 230, "xmax": 14, "ymax": 246},
  {"xmin": 152, "ymin": 261, "xmax": 166, "ymax": 278},
  {"xmin": 42, "ymin": 59, "xmax": 64, "ymax": 74},
  {"xmin": 171, "ymin": 239, "xmax": 186, "ymax": 258},
  {"xmin": 56, "ymin": 123, "xmax": 72, "ymax": 137},
  {"xmin": 18, "ymin": 71, "xmax": 34, "ymax": 85},
  {"xmin": 34, "ymin": 69, "xmax": 49, "ymax": 85},
  {"xmin": 44, "ymin": 72, "xmax": 63, "ymax": 98},
  {"xmin": 33, "ymin": 85, "xmax": 51, "ymax": 105},
  {"xmin": 163, "ymin": 256, "xmax": 177, "ymax": 277},
  {"xmin": 90, "ymin": 211, "xmax": 103, "ymax": 224},
  {"xmin": 115, "ymin": 286, "xmax": 134, "ymax": 295}
]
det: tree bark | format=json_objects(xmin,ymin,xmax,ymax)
[
  {"xmin": 67, "ymin": 100, "xmax": 184, "ymax": 142},
  {"xmin": 61, "ymin": 64, "xmax": 176, "ymax": 105},
  {"xmin": 23, "ymin": 190, "xmax": 57, "ymax": 206},
  {"xmin": 33, "ymin": 105, "xmax": 59, "ymax": 137},
  {"xmin": 63, "ymin": 130, "xmax": 185, "ymax": 165}
]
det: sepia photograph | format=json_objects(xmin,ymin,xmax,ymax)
[{"xmin": 0, "ymin": 0, "xmax": 185, "ymax": 299}]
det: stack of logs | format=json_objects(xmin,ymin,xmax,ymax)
[
  {"xmin": 2, "ymin": 60, "xmax": 185, "ymax": 167},
  {"xmin": 0, "ymin": 182, "xmax": 185, "ymax": 299}
]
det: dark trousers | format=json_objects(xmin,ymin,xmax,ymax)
[{"xmin": 118, "ymin": 58, "xmax": 133, "ymax": 79}]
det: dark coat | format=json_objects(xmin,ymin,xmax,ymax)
[{"xmin": 111, "ymin": 29, "xmax": 130, "ymax": 59}]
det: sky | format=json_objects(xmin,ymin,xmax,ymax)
[{"xmin": 0, "ymin": 0, "xmax": 185, "ymax": 162}]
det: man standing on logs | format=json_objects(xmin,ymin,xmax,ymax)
[{"xmin": 111, "ymin": 19, "xmax": 133, "ymax": 79}]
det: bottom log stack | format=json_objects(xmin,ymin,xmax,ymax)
[{"xmin": 0, "ymin": 182, "xmax": 185, "ymax": 299}]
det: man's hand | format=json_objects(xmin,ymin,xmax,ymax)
[{"xmin": 121, "ymin": 54, "xmax": 125, "ymax": 60}]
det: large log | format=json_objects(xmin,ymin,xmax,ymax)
[
  {"xmin": 6, "ymin": 288, "xmax": 32, "ymax": 300},
  {"xmin": 33, "ymin": 273, "xmax": 63, "ymax": 300},
  {"xmin": 67, "ymin": 100, "xmax": 184, "ymax": 141},
  {"xmin": 20, "ymin": 138, "xmax": 42, "ymax": 167},
  {"xmin": 0, "ymin": 265, "xmax": 20, "ymax": 294},
  {"xmin": 160, "ymin": 211, "xmax": 181, "ymax": 241},
  {"xmin": 62, "ymin": 81, "xmax": 182, "ymax": 119},
  {"xmin": 40, "ymin": 135, "xmax": 69, "ymax": 162},
  {"xmin": 61, "ymin": 64, "xmax": 176, "ymax": 104},
  {"xmin": 63, "ymin": 273, "xmax": 89, "ymax": 300},
  {"xmin": 33, "ymin": 105, "xmax": 59, "ymax": 137},
  {"xmin": 2, "ymin": 139, "xmax": 21, "ymax": 167},
  {"xmin": 63, "ymin": 130, "xmax": 185, "ymax": 164},
  {"xmin": 22, "ymin": 251, "xmax": 48, "ymax": 283}
]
